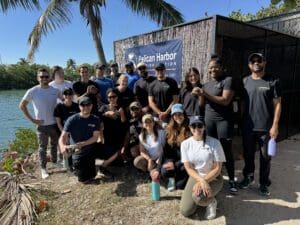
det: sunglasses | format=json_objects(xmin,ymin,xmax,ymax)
[
  {"xmin": 39, "ymin": 75, "xmax": 49, "ymax": 79},
  {"xmin": 130, "ymin": 107, "xmax": 140, "ymax": 111},
  {"xmin": 250, "ymin": 59, "xmax": 263, "ymax": 64},
  {"xmin": 108, "ymin": 95, "xmax": 117, "ymax": 99},
  {"xmin": 80, "ymin": 103, "xmax": 92, "ymax": 107},
  {"xmin": 191, "ymin": 123, "xmax": 204, "ymax": 129}
]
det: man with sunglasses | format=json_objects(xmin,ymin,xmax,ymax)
[
  {"xmin": 239, "ymin": 53, "xmax": 282, "ymax": 196},
  {"xmin": 133, "ymin": 62, "xmax": 155, "ymax": 113},
  {"xmin": 94, "ymin": 64, "xmax": 114, "ymax": 104},
  {"xmin": 59, "ymin": 96, "xmax": 101, "ymax": 183},
  {"xmin": 20, "ymin": 68, "xmax": 62, "ymax": 179}
]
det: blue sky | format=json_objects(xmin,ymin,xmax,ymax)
[{"xmin": 0, "ymin": 0, "xmax": 271, "ymax": 67}]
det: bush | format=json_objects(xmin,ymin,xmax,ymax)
[{"xmin": 9, "ymin": 128, "xmax": 38, "ymax": 155}]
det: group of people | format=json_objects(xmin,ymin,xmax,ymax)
[{"xmin": 19, "ymin": 52, "xmax": 282, "ymax": 220}]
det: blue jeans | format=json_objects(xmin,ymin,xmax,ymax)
[{"xmin": 36, "ymin": 124, "xmax": 59, "ymax": 168}]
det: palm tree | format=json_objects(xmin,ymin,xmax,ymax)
[
  {"xmin": 26, "ymin": 0, "xmax": 184, "ymax": 65},
  {"xmin": 66, "ymin": 58, "xmax": 76, "ymax": 70},
  {"xmin": 0, "ymin": 0, "xmax": 40, "ymax": 12}
]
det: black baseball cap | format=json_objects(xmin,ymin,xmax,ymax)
[
  {"xmin": 95, "ymin": 64, "xmax": 106, "ymax": 70},
  {"xmin": 63, "ymin": 88, "xmax": 73, "ymax": 95},
  {"xmin": 78, "ymin": 96, "xmax": 92, "ymax": 105},
  {"xmin": 248, "ymin": 53, "xmax": 265, "ymax": 63},
  {"xmin": 189, "ymin": 116, "xmax": 204, "ymax": 126},
  {"xmin": 155, "ymin": 63, "xmax": 166, "ymax": 70}
]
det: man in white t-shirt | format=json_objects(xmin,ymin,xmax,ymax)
[
  {"xmin": 20, "ymin": 68, "xmax": 62, "ymax": 179},
  {"xmin": 49, "ymin": 65, "xmax": 72, "ymax": 94}
]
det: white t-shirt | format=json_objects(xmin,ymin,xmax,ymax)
[
  {"xmin": 22, "ymin": 85, "xmax": 60, "ymax": 126},
  {"xmin": 181, "ymin": 136, "xmax": 226, "ymax": 176},
  {"xmin": 49, "ymin": 80, "xmax": 72, "ymax": 93},
  {"xmin": 139, "ymin": 129, "xmax": 165, "ymax": 160}
]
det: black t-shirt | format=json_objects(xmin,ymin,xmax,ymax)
[
  {"xmin": 115, "ymin": 88, "xmax": 135, "ymax": 109},
  {"xmin": 134, "ymin": 76, "xmax": 156, "ymax": 107},
  {"xmin": 54, "ymin": 102, "xmax": 80, "ymax": 125},
  {"xmin": 64, "ymin": 113, "xmax": 100, "ymax": 156},
  {"xmin": 203, "ymin": 76, "xmax": 234, "ymax": 120},
  {"xmin": 72, "ymin": 80, "xmax": 99, "ymax": 97},
  {"xmin": 129, "ymin": 118, "xmax": 143, "ymax": 146},
  {"xmin": 99, "ymin": 104, "xmax": 128, "ymax": 149},
  {"xmin": 179, "ymin": 85, "xmax": 204, "ymax": 117},
  {"xmin": 242, "ymin": 75, "xmax": 282, "ymax": 132},
  {"xmin": 148, "ymin": 77, "xmax": 179, "ymax": 112}
]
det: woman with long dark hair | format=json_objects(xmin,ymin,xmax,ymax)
[
  {"xmin": 157, "ymin": 104, "xmax": 190, "ymax": 191},
  {"xmin": 180, "ymin": 117, "xmax": 225, "ymax": 220},
  {"xmin": 179, "ymin": 67, "xmax": 204, "ymax": 119}
]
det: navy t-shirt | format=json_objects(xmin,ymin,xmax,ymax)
[
  {"xmin": 148, "ymin": 77, "xmax": 179, "ymax": 112},
  {"xmin": 72, "ymin": 80, "xmax": 99, "ymax": 97},
  {"xmin": 203, "ymin": 76, "xmax": 234, "ymax": 120},
  {"xmin": 64, "ymin": 113, "xmax": 100, "ymax": 145},
  {"xmin": 242, "ymin": 75, "xmax": 282, "ymax": 132}
]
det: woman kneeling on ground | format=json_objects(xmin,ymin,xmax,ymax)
[
  {"xmin": 156, "ymin": 103, "xmax": 190, "ymax": 191},
  {"xmin": 180, "ymin": 116, "xmax": 225, "ymax": 220},
  {"xmin": 134, "ymin": 114, "xmax": 165, "ymax": 175}
]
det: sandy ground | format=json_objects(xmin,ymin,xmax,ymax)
[{"xmin": 36, "ymin": 134, "xmax": 300, "ymax": 225}]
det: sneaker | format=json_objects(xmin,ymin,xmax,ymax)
[
  {"xmin": 204, "ymin": 198, "xmax": 217, "ymax": 220},
  {"xmin": 259, "ymin": 185, "xmax": 270, "ymax": 196},
  {"xmin": 167, "ymin": 177, "xmax": 176, "ymax": 192},
  {"xmin": 239, "ymin": 176, "xmax": 254, "ymax": 189},
  {"xmin": 229, "ymin": 180, "xmax": 238, "ymax": 193},
  {"xmin": 41, "ymin": 169, "xmax": 49, "ymax": 179}
]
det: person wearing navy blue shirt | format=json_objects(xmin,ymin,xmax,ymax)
[
  {"xmin": 125, "ymin": 62, "xmax": 140, "ymax": 91},
  {"xmin": 94, "ymin": 64, "xmax": 114, "ymax": 104}
]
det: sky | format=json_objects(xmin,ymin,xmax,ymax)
[{"xmin": 0, "ymin": 0, "xmax": 271, "ymax": 67}]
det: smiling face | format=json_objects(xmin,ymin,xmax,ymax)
[
  {"xmin": 79, "ymin": 67, "xmax": 89, "ymax": 81},
  {"xmin": 208, "ymin": 60, "xmax": 222, "ymax": 79},
  {"xmin": 54, "ymin": 68, "xmax": 64, "ymax": 81},
  {"xmin": 37, "ymin": 71, "xmax": 50, "ymax": 86},
  {"xmin": 190, "ymin": 123, "xmax": 205, "ymax": 139},
  {"xmin": 143, "ymin": 118, "xmax": 154, "ymax": 131},
  {"xmin": 188, "ymin": 71, "xmax": 200, "ymax": 86},
  {"xmin": 79, "ymin": 103, "xmax": 93, "ymax": 116},
  {"xmin": 173, "ymin": 112, "xmax": 185, "ymax": 125}
]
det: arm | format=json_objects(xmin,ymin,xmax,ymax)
[
  {"xmin": 76, "ymin": 130, "xmax": 100, "ymax": 150},
  {"xmin": 164, "ymin": 95, "xmax": 179, "ymax": 114},
  {"xmin": 59, "ymin": 130, "xmax": 70, "ymax": 155},
  {"xmin": 19, "ymin": 100, "xmax": 43, "ymax": 125},
  {"xmin": 148, "ymin": 96, "xmax": 162, "ymax": 114},
  {"xmin": 139, "ymin": 143, "xmax": 156, "ymax": 171},
  {"xmin": 55, "ymin": 117, "xmax": 64, "ymax": 132},
  {"xmin": 270, "ymin": 97, "xmax": 282, "ymax": 139},
  {"xmin": 202, "ymin": 89, "xmax": 234, "ymax": 106}
]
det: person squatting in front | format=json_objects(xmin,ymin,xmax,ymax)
[{"xmin": 180, "ymin": 117, "xmax": 226, "ymax": 220}]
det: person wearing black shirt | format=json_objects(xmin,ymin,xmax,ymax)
[
  {"xmin": 179, "ymin": 67, "xmax": 204, "ymax": 119},
  {"xmin": 196, "ymin": 56, "xmax": 237, "ymax": 193},
  {"xmin": 239, "ymin": 53, "xmax": 282, "ymax": 196},
  {"xmin": 148, "ymin": 63, "xmax": 179, "ymax": 124},
  {"xmin": 134, "ymin": 62, "xmax": 155, "ymax": 114}
]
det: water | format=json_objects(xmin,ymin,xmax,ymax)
[{"xmin": 0, "ymin": 90, "xmax": 34, "ymax": 149}]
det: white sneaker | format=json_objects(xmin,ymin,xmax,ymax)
[
  {"xmin": 167, "ymin": 177, "xmax": 176, "ymax": 192},
  {"xmin": 204, "ymin": 198, "xmax": 217, "ymax": 220},
  {"xmin": 41, "ymin": 169, "xmax": 49, "ymax": 179}
]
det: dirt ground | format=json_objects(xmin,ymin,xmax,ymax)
[{"xmin": 35, "ymin": 134, "xmax": 300, "ymax": 225}]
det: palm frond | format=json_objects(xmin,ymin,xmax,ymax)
[
  {"xmin": 0, "ymin": 0, "xmax": 40, "ymax": 12},
  {"xmin": 27, "ymin": 0, "xmax": 72, "ymax": 62},
  {"xmin": 122, "ymin": 0, "xmax": 184, "ymax": 27}
]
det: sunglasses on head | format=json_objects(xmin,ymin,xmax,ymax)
[
  {"xmin": 191, "ymin": 123, "xmax": 204, "ymax": 129},
  {"xmin": 250, "ymin": 59, "xmax": 263, "ymax": 64}
]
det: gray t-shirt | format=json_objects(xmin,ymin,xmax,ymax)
[
  {"xmin": 242, "ymin": 75, "xmax": 282, "ymax": 132},
  {"xmin": 181, "ymin": 136, "xmax": 226, "ymax": 176},
  {"xmin": 22, "ymin": 85, "xmax": 60, "ymax": 126}
]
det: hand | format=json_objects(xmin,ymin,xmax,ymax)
[
  {"xmin": 32, "ymin": 119, "xmax": 44, "ymax": 126},
  {"xmin": 159, "ymin": 112, "xmax": 168, "ymax": 122},
  {"xmin": 142, "ymin": 106, "xmax": 149, "ymax": 114},
  {"xmin": 75, "ymin": 142, "xmax": 84, "ymax": 150},
  {"xmin": 199, "ymin": 179, "xmax": 212, "ymax": 198},
  {"xmin": 150, "ymin": 169, "xmax": 160, "ymax": 181},
  {"xmin": 191, "ymin": 87, "xmax": 201, "ymax": 96},
  {"xmin": 269, "ymin": 125, "xmax": 279, "ymax": 139},
  {"xmin": 148, "ymin": 159, "xmax": 156, "ymax": 171},
  {"xmin": 162, "ymin": 162, "xmax": 175, "ymax": 170}
]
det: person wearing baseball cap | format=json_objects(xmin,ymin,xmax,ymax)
[
  {"xmin": 134, "ymin": 62, "xmax": 155, "ymax": 113},
  {"xmin": 180, "ymin": 115, "xmax": 225, "ymax": 219},
  {"xmin": 239, "ymin": 52, "xmax": 282, "ymax": 196},
  {"xmin": 94, "ymin": 63, "xmax": 114, "ymax": 104},
  {"xmin": 148, "ymin": 62, "xmax": 179, "ymax": 123}
]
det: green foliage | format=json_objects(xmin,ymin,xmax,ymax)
[
  {"xmin": 229, "ymin": 1, "xmax": 300, "ymax": 22},
  {"xmin": 8, "ymin": 128, "xmax": 38, "ymax": 155},
  {"xmin": 2, "ymin": 158, "xmax": 14, "ymax": 172}
]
